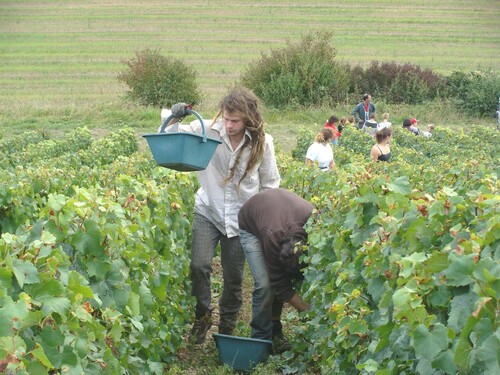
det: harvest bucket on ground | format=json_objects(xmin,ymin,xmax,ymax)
[
  {"xmin": 213, "ymin": 333, "xmax": 273, "ymax": 373},
  {"xmin": 143, "ymin": 109, "xmax": 221, "ymax": 171}
]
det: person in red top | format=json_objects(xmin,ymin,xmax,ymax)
[
  {"xmin": 324, "ymin": 115, "xmax": 341, "ymax": 145},
  {"xmin": 238, "ymin": 188, "xmax": 313, "ymax": 352}
]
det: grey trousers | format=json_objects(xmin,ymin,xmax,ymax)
[{"xmin": 191, "ymin": 212, "xmax": 245, "ymax": 329}]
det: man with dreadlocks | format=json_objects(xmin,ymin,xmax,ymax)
[{"xmin": 167, "ymin": 86, "xmax": 280, "ymax": 344}]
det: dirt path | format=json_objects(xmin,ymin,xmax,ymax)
[{"xmin": 172, "ymin": 259, "xmax": 256, "ymax": 374}]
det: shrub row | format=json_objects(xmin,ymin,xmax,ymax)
[
  {"xmin": 241, "ymin": 32, "xmax": 499, "ymax": 115},
  {"xmin": 119, "ymin": 34, "xmax": 499, "ymax": 117}
]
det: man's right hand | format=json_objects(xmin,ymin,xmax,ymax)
[
  {"xmin": 171, "ymin": 103, "xmax": 188, "ymax": 118},
  {"xmin": 288, "ymin": 292, "xmax": 310, "ymax": 312}
]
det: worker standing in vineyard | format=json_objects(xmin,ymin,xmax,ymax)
[
  {"xmin": 167, "ymin": 86, "xmax": 280, "ymax": 345},
  {"xmin": 238, "ymin": 188, "xmax": 313, "ymax": 352},
  {"xmin": 351, "ymin": 93, "xmax": 376, "ymax": 129}
]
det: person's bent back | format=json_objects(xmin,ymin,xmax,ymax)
[{"xmin": 238, "ymin": 188, "xmax": 313, "ymax": 343}]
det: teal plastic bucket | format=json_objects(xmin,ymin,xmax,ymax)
[
  {"xmin": 143, "ymin": 109, "xmax": 221, "ymax": 172},
  {"xmin": 213, "ymin": 333, "xmax": 273, "ymax": 373}
]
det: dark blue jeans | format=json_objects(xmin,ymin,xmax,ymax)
[
  {"xmin": 240, "ymin": 229, "xmax": 283, "ymax": 340},
  {"xmin": 190, "ymin": 213, "xmax": 245, "ymax": 330}
]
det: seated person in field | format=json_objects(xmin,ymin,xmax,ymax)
[
  {"xmin": 347, "ymin": 116, "xmax": 356, "ymax": 128},
  {"xmin": 362, "ymin": 113, "xmax": 378, "ymax": 136},
  {"xmin": 403, "ymin": 118, "xmax": 420, "ymax": 135},
  {"xmin": 305, "ymin": 128, "xmax": 335, "ymax": 171},
  {"xmin": 338, "ymin": 117, "xmax": 347, "ymax": 133},
  {"xmin": 377, "ymin": 112, "xmax": 392, "ymax": 130},
  {"xmin": 422, "ymin": 123, "xmax": 435, "ymax": 137}
]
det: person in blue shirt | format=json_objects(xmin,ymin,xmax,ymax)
[{"xmin": 351, "ymin": 93, "xmax": 376, "ymax": 129}]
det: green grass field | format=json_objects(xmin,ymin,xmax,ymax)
[{"xmin": 1, "ymin": 0, "xmax": 499, "ymax": 114}]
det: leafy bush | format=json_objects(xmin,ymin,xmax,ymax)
[
  {"xmin": 291, "ymin": 126, "xmax": 316, "ymax": 161},
  {"xmin": 1, "ymin": 121, "xmax": 499, "ymax": 374},
  {"xmin": 445, "ymin": 70, "xmax": 500, "ymax": 117},
  {"xmin": 241, "ymin": 31, "xmax": 350, "ymax": 108},
  {"xmin": 279, "ymin": 127, "xmax": 499, "ymax": 374},
  {"xmin": 349, "ymin": 61, "xmax": 446, "ymax": 105},
  {"xmin": 0, "ymin": 130, "xmax": 196, "ymax": 373},
  {"xmin": 0, "ymin": 130, "xmax": 49, "ymax": 168},
  {"xmin": 118, "ymin": 49, "xmax": 200, "ymax": 108}
]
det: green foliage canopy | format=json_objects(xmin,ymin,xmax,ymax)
[
  {"xmin": 446, "ymin": 70, "xmax": 500, "ymax": 117},
  {"xmin": 118, "ymin": 49, "xmax": 200, "ymax": 108},
  {"xmin": 241, "ymin": 31, "xmax": 350, "ymax": 108},
  {"xmin": 282, "ymin": 125, "xmax": 499, "ymax": 374}
]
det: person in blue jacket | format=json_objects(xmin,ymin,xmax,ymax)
[{"xmin": 351, "ymin": 93, "xmax": 376, "ymax": 129}]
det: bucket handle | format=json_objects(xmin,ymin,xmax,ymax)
[{"xmin": 158, "ymin": 109, "xmax": 208, "ymax": 143}]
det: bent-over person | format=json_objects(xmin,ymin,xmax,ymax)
[{"xmin": 238, "ymin": 188, "xmax": 313, "ymax": 352}]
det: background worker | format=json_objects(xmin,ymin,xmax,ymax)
[
  {"xmin": 351, "ymin": 93, "xmax": 376, "ymax": 129},
  {"xmin": 305, "ymin": 128, "xmax": 335, "ymax": 171},
  {"xmin": 370, "ymin": 127, "xmax": 392, "ymax": 162}
]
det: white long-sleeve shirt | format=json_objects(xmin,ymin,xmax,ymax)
[{"xmin": 165, "ymin": 118, "xmax": 280, "ymax": 237}]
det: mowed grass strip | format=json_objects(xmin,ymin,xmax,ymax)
[{"xmin": 1, "ymin": 0, "xmax": 499, "ymax": 111}]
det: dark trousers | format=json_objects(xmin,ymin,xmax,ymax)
[{"xmin": 190, "ymin": 213, "xmax": 245, "ymax": 329}]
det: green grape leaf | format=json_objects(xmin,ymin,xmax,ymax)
[
  {"xmin": 477, "ymin": 334, "xmax": 500, "ymax": 374},
  {"xmin": 393, "ymin": 287, "xmax": 412, "ymax": 308},
  {"xmin": 0, "ymin": 297, "xmax": 29, "ymax": 335},
  {"xmin": 405, "ymin": 218, "xmax": 433, "ymax": 249},
  {"xmin": 87, "ymin": 259, "xmax": 111, "ymax": 281},
  {"xmin": 40, "ymin": 297, "xmax": 71, "ymax": 315},
  {"xmin": 453, "ymin": 313, "xmax": 481, "ymax": 369},
  {"xmin": 70, "ymin": 219, "xmax": 104, "ymax": 256},
  {"xmin": 448, "ymin": 291, "xmax": 476, "ymax": 333},
  {"xmin": 387, "ymin": 176, "xmax": 411, "ymax": 195},
  {"xmin": 366, "ymin": 277, "xmax": 387, "ymax": 305},
  {"xmin": 139, "ymin": 283, "xmax": 154, "ymax": 308},
  {"xmin": 47, "ymin": 193, "xmax": 67, "ymax": 212},
  {"xmin": 61, "ymin": 345, "xmax": 78, "ymax": 367},
  {"xmin": 348, "ymin": 320, "xmax": 368, "ymax": 335},
  {"xmin": 13, "ymin": 259, "xmax": 40, "ymax": 288},
  {"xmin": 26, "ymin": 360, "xmax": 49, "ymax": 375},
  {"xmin": 412, "ymin": 323, "xmax": 448, "ymax": 361},
  {"xmin": 473, "ymin": 258, "xmax": 500, "ymax": 295},
  {"xmin": 28, "ymin": 278, "xmax": 64, "ymax": 299},
  {"xmin": 432, "ymin": 349, "xmax": 457, "ymax": 374},
  {"xmin": 424, "ymin": 252, "xmax": 449, "ymax": 274},
  {"xmin": 30, "ymin": 343, "xmax": 54, "ymax": 369},
  {"xmin": 67, "ymin": 272, "xmax": 94, "ymax": 299},
  {"xmin": 40, "ymin": 325, "xmax": 65, "ymax": 347},
  {"xmin": 444, "ymin": 253, "xmax": 474, "ymax": 286},
  {"xmin": 128, "ymin": 291, "xmax": 140, "ymax": 317}
]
